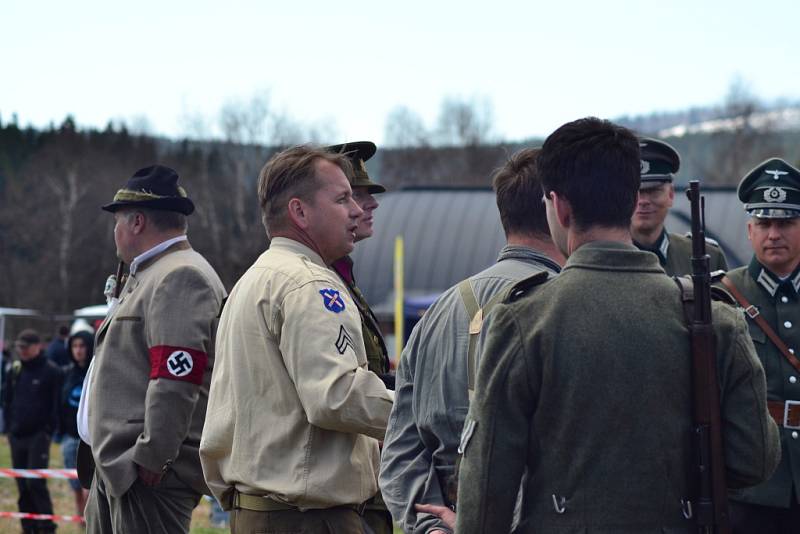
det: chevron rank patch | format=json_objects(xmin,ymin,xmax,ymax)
[
  {"xmin": 336, "ymin": 325, "xmax": 354, "ymax": 355},
  {"xmin": 320, "ymin": 288, "xmax": 346, "ymax": 313},
  {"xmin": 149, "ymin": 345, "xmax": 207, "ymax": 385}
]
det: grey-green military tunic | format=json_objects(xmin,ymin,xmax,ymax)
[
  {"xmin": 634, "ymin": 229, "xmax": 728, "ymax": 277},
  {"xmin": 726, "ymin": 258, "xmax": 800, "ymax": 509},
  {"xmin": 456, "ymin": 241, "xmax": 779, "ymax": 534}
]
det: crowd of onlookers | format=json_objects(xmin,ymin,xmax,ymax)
[{"xmin": 1, "ymin": 324, "xmax": 94, "ymax": 533}]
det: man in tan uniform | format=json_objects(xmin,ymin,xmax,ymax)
[{"xmin": 200, "ymin": 145, "xmax": 394, "ymax": 534}]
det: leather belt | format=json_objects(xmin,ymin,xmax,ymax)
[
  {"xmin": 767, "ymin": 400, "xmax": 800, "ymax": 429},
  {"xmin": 232, "ymin": 490, "xmax": 367, "ymax": 515}
]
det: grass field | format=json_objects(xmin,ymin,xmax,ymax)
[
  {"xmin": 0, "ymin": 438, "xmax": 226, "ymax": 534},
  {"xmin": 0, "ymin": 438, "xmax": 403, "ymax": 533}
]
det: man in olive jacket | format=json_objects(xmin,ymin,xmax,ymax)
[
  {"xmin": 455, "ymin": 118, "xmax": 780, "ymax": 533},
  {"xmin": 724, "ymin": 158, "xmax": 800, "ymax": 532}
]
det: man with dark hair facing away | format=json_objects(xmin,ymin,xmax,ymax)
[{"xmin": 455, "ymin": 117, "xmax": 780, "ymax": 533}]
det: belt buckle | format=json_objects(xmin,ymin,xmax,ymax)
[
  {"xmin": 784, "ymin": 400, "xmax": 800, "ymax": 429},
  {"xmin": 744, "ymin": 305, "xmax": 760, "ymax": 319}
]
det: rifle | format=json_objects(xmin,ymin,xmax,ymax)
[{"xmin": 686, "ymin": 180, "xmax": 730, "ymax": 533}]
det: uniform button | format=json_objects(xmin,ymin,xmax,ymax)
[
  {"xmin": 785, "ymin": 321, "xmax": 793, "ymax": 328},
  {"xmin": 793, "ymin": 431, "xmax": 799, "ymax": 439},
  {"xmin": 791, "ymin": 376, "xmax": 798, "ymax": 384},
  {"xmin": 782, "ymin": 296, "xmax": 789, "ymax": 303}
]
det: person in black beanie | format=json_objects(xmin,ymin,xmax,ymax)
[
  {"xmin": 58, "ymin": 330, "xmax": 93, "ymax": 519},
  {"xmin": 2, "ymin": 329, "xmax": 62, "ymax": 534}
]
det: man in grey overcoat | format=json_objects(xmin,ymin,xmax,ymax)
[
  {"xmin": 455, "ymin": 117, "xmax": 780, "ymax": 533},
  {"xmin": 79, "ymin": 165, "xmax": 226, "ymax": 533}
]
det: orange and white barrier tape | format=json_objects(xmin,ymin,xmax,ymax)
[
  {"xmin": 0, "ymin": 468, "xmax": 77, "ymax": 480},
  {"xmin": 0, "ymin": 511, "xmax": 83, "ymax": 523}
]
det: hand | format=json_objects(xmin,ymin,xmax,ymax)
[
  {"xmin": 415, "ymin": 503, "xmax": 456, "ymax": 531},
  {"xmin": 136, "ymin": 463, "xmax": 163, "ymax": 486}
]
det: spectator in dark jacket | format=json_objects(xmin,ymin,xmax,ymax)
[
  {"xmin": 44, "ymin": 325, "xmax": 71, "ymax": 367},
  {"xmin": 58, "ymin": 330, "xmax": 93, "ymax": 518},
  {"xmin": 2, "ymin": 329, "xmax": 62, "ymax": 534}
]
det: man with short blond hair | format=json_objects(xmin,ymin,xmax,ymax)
[{"xmin": 201, "ymin": 145, "xmax": 394, "ymax": 534}]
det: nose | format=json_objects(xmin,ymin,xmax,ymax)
[{"xmin": 350, "ymin": 198, "xmax": 363, "ymax": 219}]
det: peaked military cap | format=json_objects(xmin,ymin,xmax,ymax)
[
  {"xmin": 639, "ymin": 137, "xmax": 680, "ymax": 189},
  {"xmin": 738, "ymin": 157, "xmax": 800, "ymax": 219},
  {"xmin": 102, "ymin": 164, "xmax": 195, "ymax": 215},
  {"xmin": 326, "ymin": 141, "xmax": 386, "ymax": 194}
]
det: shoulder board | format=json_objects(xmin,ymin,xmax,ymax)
[
  {"xmin": 505, "ymin": 271, "xmax": 550, "ymax": 303},
  {"xmin": 711, "ymin": 286, "xmax": 736, "ymax": 306},
  {"xmin": 683, "ymin": 232, "xmax": 721, "ymax": 248}
]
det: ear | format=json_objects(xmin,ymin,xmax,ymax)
[
  {"xmin": 746, "ymin": 219, "xmax": 753, "ymax": 241},
  {"xmin": 130, "ymin": 211, "xmax": 147, "ymax": 235},
  {"xmin": 667, "ymin": 184, "xmax": 675, "ymax": 207},
  {"xmin": 550, "ymin": 191, "xmax": 572, "ymax": 230},
  {"xmin": 286, "ymin": 197, "xmax": 309, "ymax": 229}
]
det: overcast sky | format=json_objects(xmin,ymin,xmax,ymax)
[{"xmin": 2, "ymin": 0, "xmax": 798, "ymax": 145}]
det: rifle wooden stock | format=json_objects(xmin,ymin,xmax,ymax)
[{"xmin": 686, "ymin": 181, "xmax": 730, "ymax": 534}]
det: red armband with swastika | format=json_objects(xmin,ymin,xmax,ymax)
[{"xmin": 149, "ymin": 345, "xmax": 207, "ymax": 385}]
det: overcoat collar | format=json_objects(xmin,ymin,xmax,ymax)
[{"xmin": 564, "ymin": 240, "xmax": 664, "ymax": 273}]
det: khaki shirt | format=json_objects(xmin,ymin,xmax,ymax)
[{"xmin": 200, "ymin": 238, "xmax": 394, "ymax": 510}]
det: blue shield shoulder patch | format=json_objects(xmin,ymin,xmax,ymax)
[{"xmin": 320, "ymin": 288, "xmax": 346, "ymax": 313}]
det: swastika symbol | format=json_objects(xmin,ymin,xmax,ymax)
[{"xmin": 167, "ymin": 351, "xmax": 194, "ymax": 377}]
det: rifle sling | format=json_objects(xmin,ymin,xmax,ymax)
[{"xmin": 721, "ymin": 275, "xmax": 800, "ymax": 375}]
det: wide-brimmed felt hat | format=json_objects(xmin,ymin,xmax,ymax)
[
  {"xmin": 639, "ymin": 137, "xmax": 680, "ymax": 190},
  {"xmin": 102, "ymin": 164, "xmax": 195, "ymax": 215},
  {"xmin": 326, "ymin": 141, "xmax": 386, "ymax": 194},
  {"xmin": 738, "ymin": 157, "xmax": 800, "ymax": 219}
]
